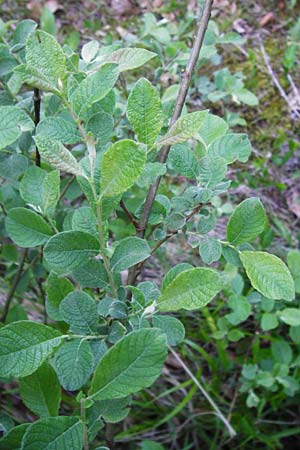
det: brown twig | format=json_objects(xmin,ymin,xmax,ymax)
[
  {"xmin": 137, "ymin": 0, "xmax": 214, "ymax": 237},
  {"xmin": 129, "ymin": 204, "xmax": 204, "ymax": 285},
  {"xmin": 33, "ymin": 87, "xmax": 41, "ymax": 167},
  {"xmin": 150, "ymin": 204, "xmax": 203, "ymax": 255},
  {"xmin": 259, "ymin": 40, "xmax": 289, "ymax": 104},
  {"xmin": 59, "ymin": 175, "xmax": 76, "ymax": 201},
  {"xmin": 127, "ymin": 0, "xmax": 214, "ymax": 285},
  {"xmin": 1, "ymin": 249, "xmax": 27, "ymax": 322},
  {"xmin": 120, "ymin": 199, "xmax": 140, "ymax": 229}
]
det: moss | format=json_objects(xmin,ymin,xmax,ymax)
[{"xmin": 220, "ymin": 35, "xmax": 298, "ymax": 152}]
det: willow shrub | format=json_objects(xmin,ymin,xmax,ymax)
[{"xmin": 0, "ymin": 21, "xmax": 296, "ymax": 449}]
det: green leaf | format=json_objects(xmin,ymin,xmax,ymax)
[
  {"xmin": 208, "ymin": 133, "xmax": 252, "ymax": 164},
  {"xmin": 287, "ymin": 250, "xmax": 300, "ymax": 293},
  {"xmin": 72, "ymin": 207, "xmax": 98, "ymax": 236},
  {"xmin": 107, "ymin": 48, "xmax": 157, "ymax": 72},
  {"xmin": 19, "ymin": 362, "xmax": 61, "ymax": 417},
  {"xmin": 15, "ymin": 65, "xmax": 60, "ymax": 93},
  {"xmin": 88, "ymin": 397, "xmax": 131, "ymax": 437},
  {"xmin": 88, "ymin": 329, "xmax": 167, "ymax": 401},
  {"xmin": 141, "ymin": 441, "xmax": 165, "ymax": 450},
  {"xmin": 52, "ymin": 339, "xmax": 93, "ymax": 391},
  {"xmin": 240, "ymin": 251, "xmax": 295, "ymax": 301},
  {"xmin": 86, "ymin": 111, "xmax": 114, "ymax": 147},
  {"xmin": 271, "ymin": 340, "xmax": 293, "ymax": 365},
  {"xmin": 40, "ymin": 7, "xmax": 57, "ymax": 36},
  {"xmin": 45, "ymin": 272, "xmax": 74, "ymax": 321},
  {"xmin": 100, "ymin": 140, "xmax": 146, "ymax": 197},
  {"xmin": 127, "ymin": 78, "xmax": 163, "ymax": 146},
  {"xmin": 161, "ymin": 263, "xmax": 193, "ymax": 291},
  {"xmin": 157, "ymin": 268, "xmax": 221, "ymax": 311},
  {"xmin": 0, "ymin": 423, "xmax": 30, "ymax": 450},
  {"xmin": 137, "ymin": 162, "xmax": 166, "ymax": 188},
  {"xmin": 0, "ymin": 106, "xmax": 34, "ymax": 149},
  {"xmin": 0, "ymin": 154, "xmax": 28, "ymax": 182},
  {"xmin": 199, "ymin": 236, "xmax": 222, "ymax": 264},
  {"xmin": 236, "ymin": 88, "xmax": 258, "ymax": 106},
  {"xmin": 156, "ymin": 111, "xmax": 208, "ymax": 147},
  {"xmin": 0, "ymin": 44, "xmax": 18, "ymax": 77},
  {"xmin": 261, "ymin": 313, "xmax": 279, "ymax": 331},
  {"xmin": 168, "ymin": 143, "xmax": 199, "ymax": 178},
  {"xmin": 70, "ymin": 63, "xmax": 119, "ymax": 118},
  {"xmin": 197, "ymin": 156, "xmax": 227, "ymax": 187},
  {"xmin": 225, "ymin": 295, "xmax": 251, "ymax": 325},
  {"xmin": 81, "ymin": 40, "xmax": 99, "ymax": 62},
  {"xmin": 36, "ymin": 117, "xmax": 81, "ymax": 145},
  {"xmin": 72, "ymin": 259, "xmax": 109, "ymax": 289},
  {"xmin": 24, "ymin": 30, "xmax": 67, "ymax": 91},
  {"xmin": 0, "ymin": 321, "xmax": 63, "ymax": 378},
  {"xmin": 34, "ymin": 135, "xmax": 84, "ymax": 177},
  {"xmin": 111, "ymin": 237, "xmax": 150, "ymax": 272},
  {"xmin": 0, "ymin": 412, "xmax": 14, "ymax": 433},
  {"xmin": 152, "ymin": 315, "xmax": 185, "ymax": 346},
  {"xmin": 12, "ymin": 19, "xmax": 37, "ymax": 47},
  {"xmin": 279, "ymin": 308, "xmax": 300, "ymax": 326},
  {"xmin": 5, "ymin": 208, "xmax": 53, "ymax": 248},
  {"xmin": 226, "ymin": 198, "xmax": 267, "ymax": 245},
  {"xmin": 44, "ymin": 231, "xmax": 100, "ymax": 273},
  {"xmin": 59, "ymin": 291, "xmax": 98, "ymax": 334},
  {"xmin": 21, "ymin": 416, "xmax": 83, "ymax": 450},
  {"xmin": 20, "ymin": 166, "xmax": 60, "ymax": 216},
  {"xmin": 198, "ymin": 114, "xmax": 228, "ymax": 146}
]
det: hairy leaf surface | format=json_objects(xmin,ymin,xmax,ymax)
[
  {"xmin": 0, "ymin": 106, "xmax": 34, "ymax": 149},
  {"xmin": 24, "ymin": 30, "xmax": 67, "ymax": 91},
  {"xmin": 240, "ymin": 251, "xmax": 295, "ymax": 301},
  {"xmin": 44, "ymin": 231, "xmax": 100, "ymax": 273},
  {"xmin": 0, "ymin": 321, "xmax": 63, "ymax": 378},
  {"xmin": 34, "ymin": 136, "xmax": 84, "ymax": 177},
  {"xmin": 20, "ymin": 167, "xmax": 60, "ymax": 216},
  {"xmin": 127, "ymin": 78, "xmax": 163, "ymax": 146},
  {"xmin": 227, "ymin": 197, "xmax": 267, "ymax": 245},
  {"xmin": 70, "ymin": 63, "xmax": 119, "ymax": 117},
  {"xmin": 6, "ymin": 208, "xmax": 53, "ymax": 247},
  {"xmin": 59, "ymin": 291, "xmax": 98, "ymax": 334},
  {"xmin": 111, "ymin": 237, "xmax": 150, "ymax": 272},
  {"xmin": 21, "ymin": 416, "xmax": 83, "ymax": 450},
  {"xmin": 19, "ymin": 363, "xmax": 61, "ymax": 417},
  {"xmin": 157, "ymin": 268, "xmax": 221, "ymax": 311},
  {"xmin": 52, "ymin": 339, "xmax": 93, "ymax": 391},
  {"xmin": 107, "ymin": 48, "xmax": 157, "ymax": 72},
  {"xmin": 156, "ymin": 111, "xmax": 208, "ymax": 146},
  {"xmin": 100, "ymin": 140, "xmax": 146, "ymax": 197},
  {"xmin": 88, "ymin": 329, "xmax": 167, "ymax": 400}
]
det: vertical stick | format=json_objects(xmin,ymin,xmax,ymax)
[
  {"xmin": 127, "ymin": 0, "xmax": 214, "ymax": 285},
  {"xmin": 1, "ymin": 249, "xmax": 27, "ymax": 322},
  {"xmin": 33, "ymin": 87, "xmax": 41, "ymax": 167}
]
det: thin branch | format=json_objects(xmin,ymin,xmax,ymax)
[
  {"xmin": 120, "ymin": 199, "xmax": 140, "ymax": 229},
  {"xmin": 150, "ymin": 203, "xmax": 203, "ymax": 255},
  {"xmin": 169, "ymin": 347, "xmax": 237, "ymax": 439},
  {"xmin": 137, "ymin": 0, "xmax": 214, "ymax": 238},
  {"xmin": 259, "ymin": 40, "xmax": 289, "ymax": 104},
  {"xmin": 128, "ymin": 204, "xmax": 203, "ymax": 285},
  {"xmin": 127, "ymin": 0, "xmax": 213, "ymax": 286},
  {"xmin": 287, "ymin": 73, "xmax": 300, "ymax": 104},
  {"xmin": 80, "ymin": 398, "xmax": 89, "ymax": 450},
  {"xmin": 33, "ymin": 88, "xmax": 41, "ymax": 167},
  {"xmin": 1, "ymin": 249, "xmax": 27, "ymax": 322},
  {"xmin": 59, "ymin": 175, "xmax": 76, "ymax": 202}
]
